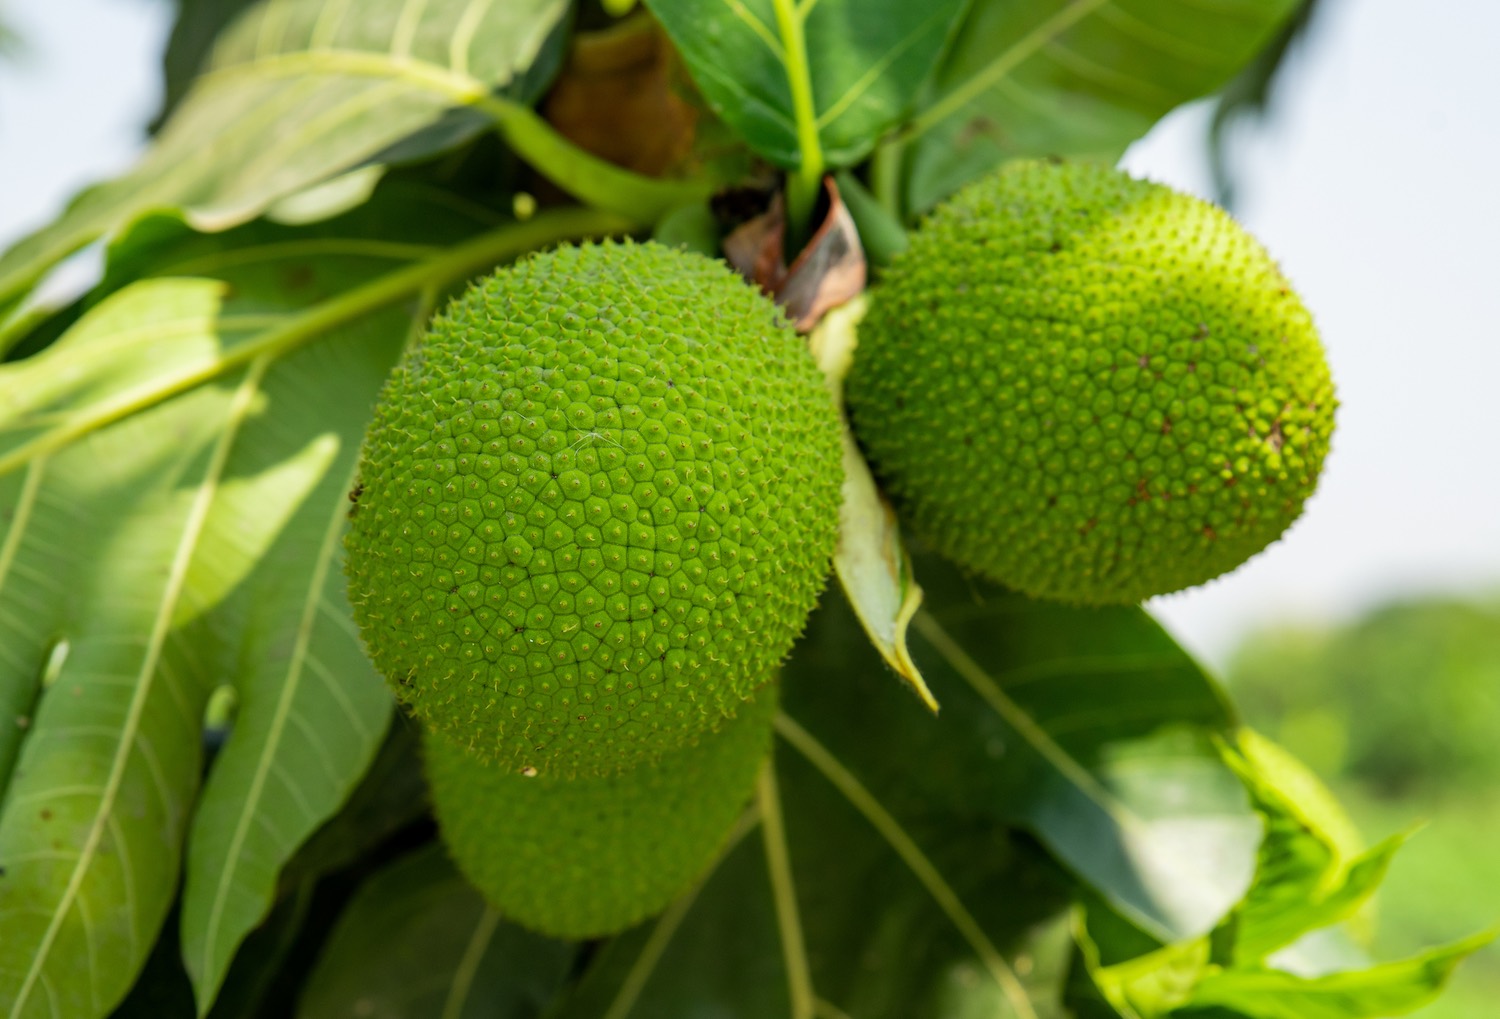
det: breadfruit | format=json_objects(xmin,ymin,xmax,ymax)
[
  {"xmin": 424, "ymin": 683, "xmax": 776, "ymax": 939},
  {"xmin": 345, "ymin": 240, "xmax": 841, "ymax": 775},
  {"xmin": 846, "ymin": 160, "xmax": 1336, "ymax": 605}
]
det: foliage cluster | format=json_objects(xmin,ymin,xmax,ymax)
[{"xmin": 0, "ymin": 1, "xmax": 1485, "ymax": 1017}]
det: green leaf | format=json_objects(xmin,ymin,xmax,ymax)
[
  {"xmin": 0, "ymin": 279, "xmax": 261, "ymax": 485},
  {"xmin": 296, "ymin": 845, "xmax": 575, "ymax": 1019},
  {"xmin": 0, "ymin": 359, "xmax": 273, "ymax": 1018},
  {"xmin": 1182, "ymin": 932, "xmax": 1495, "ymax": 1019},
  {"xmin": 904, "ymin": 555, "xmax": 1257, "ymax": 939},
  {"xmin": 174, "ymin": 278, "xmax": 409, "ymax": 1008},
  {"xmin": 1074, "ymin": 734, "xmax": 1491, "ymax": 1019},
  {"xmin": 551, "ymin": 564, "xmax": 1254, "ymax": 1016},
  {"xmin": 0, "ymin": 202, "xmax": 631, "ymax": 482},
  {"xmin": 1213, "ymin": 732, "xmax": 1399, "ymax": 965},
  {"xmin": 278, "ymin": 716, "xmax": 428, "ymax": 886},
  {"xmin": 0, "ymin": 185, "xmax": 626, "ymax": 1017},
  {"xmin": 0, "ymin": 0, "xmax": 689, "ymax": 313},
  {"xmin": 644, "ymin": 0, "xmax": 970, "ymax": 169},
  {"xmin": 901, "ymin": 0, "xmax": 1300, "ymax": 214},
  {"xmin": 554, "ymin": 742, "xmax": 1074, "ymax": 1019}
]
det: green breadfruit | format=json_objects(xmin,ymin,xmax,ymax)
[
  {"xmin": 424, "ymin": 682, "xmax": 776, "ymax": 939},
  {"xmin": 345, "ymin": 240, "xmax": 842, "ymax": 776},
  {"xmin": 846, "ymin": 160, "xmax": 1336, "ymax": 605}
]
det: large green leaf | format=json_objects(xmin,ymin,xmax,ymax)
[
  {"xmin": 546, "ymin": 560, "xmax": 1255, "ymax": 1016},
  {"xmin": 899, "ymin": 555, "xmax": 1256, "ymax": 939},
  {"xmin": 172, "ymin": 287, "xmax": 407, "ymax": 1008},
  {"xmin": 900, "ymin": 0, "xmax": 1300, "ymax": 214},
  {"xmin": 1181, "ymin": 934, "xmax": 1494, "ymax": 1019},
  {"xmin": 1073, "ymin": 734, "xmax": 1490, "ymax": 1019},
  {"xmin": 1211, "ymin": 732, "xmax": 1402, "ymax": 966},
  {"xmin": 296, "ymin": 845, "xmax": 575, "ymax": 1019},
  {"xmin": 645, "ymin": 0, "xmax": 970, "ymax": 168},
  {"xmin": 0, "ymin": 187, "xmax": 629, "ymax": 1018},
  {"xmin": 0, "ymin": 0, "xmax": 688, "ymax": 317},
  {"xmin": 0, "ymin": 351, "xmax": 275, "ymax": 1018}
]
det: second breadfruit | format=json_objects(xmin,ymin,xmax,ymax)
[
  {"xmin": 345, "ymin": 241, "xmax": 841, "ymax": 776},
  {"xmin": 846, "ymin": 160, "xmax": 1336, "ymax": 605},
  {"xmin": 424, "ymin": 683, "xmax": 776, "ymax": 939}
]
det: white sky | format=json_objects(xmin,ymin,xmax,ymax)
[{"xmin": 1, "ymin": 0, "xmax": 1497, "ymax": 670}]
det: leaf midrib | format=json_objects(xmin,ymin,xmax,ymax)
[
  {"xmin": 0, "ymin": 460, "xmax": 46, "ymax": 596},
  {"xmin": 774, "ymin": 712, "xmax": 1038, "ymax": 1019},
  {"xmin": 914, "ymin": 611, "xmax": 1233, "ymax": 938},
  {"xmin": 193, "ymin": 448, "xmax": 356, "ymax": 997},
  {"xmin": 6, "ymin": 358, "xmax": 269, "ymax": 1019},
  {"xmin": 0, "ymin": 47, "xmax": 487, "ymax": 310}
]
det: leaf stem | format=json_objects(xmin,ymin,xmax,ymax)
[
  {"xmin": 472, "ymin": 95, "xmax": 714, "ymax": 223},
  {"xmin": 772, "ymin": 0, "xmax": 823, "ymax": 251},
  {"xmin": 0, "ymin": 207, "xmax": 633, "ymax": 480},
  {"xmin": 869, "ymin": 140, "xmax": 903, "ymax": 221}
]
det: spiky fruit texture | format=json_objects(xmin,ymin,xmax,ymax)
[
  {"xmin": 425, "ymin": 683, "xmax": 775, "ymax": 939},
  {"xmin": 846, "ymin": 160, "xmax": 1336, "ymax": 605},
  {"xmin": 346, "ymin": 241, "xmax": 840, "ymax": 776}
]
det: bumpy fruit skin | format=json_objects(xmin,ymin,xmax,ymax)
[
  {"xmin": 345, "ymin": 241, "xmax": 840, "ymax": 775},
  {"xmin": 424, "ymin": 682, "xmax": 775, "ymax": 939},
  {"xmin": 846, "ymin": 160, "xmax": 1336, "ymax": 604}
]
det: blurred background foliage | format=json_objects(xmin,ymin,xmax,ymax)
[{"xmin": 1226, "ymin": 593, "xmax": 1500, "ymax": 1018}]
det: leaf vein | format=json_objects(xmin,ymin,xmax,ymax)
[
  {"xmin": 3, "ymin": 357, "xmax": 265, "ymax": 1017},
  {"xmin": 195, "ymin": 454, "xmax": 363, "ymax": 987},
  {"xmin": 774, "ymin": 712, "xmax": 1038, "ymax": 1019},
  {"xmin": 909, "ymin": 0, "xmax": 1114, "ymax": 136},
  {"xmin": 1095, "ymin": 3, "xmax": 1231, "ymax": 65},
  {"xmin": 814, "ymin": 5, "xmax": 954, "ymax": 130},
  {"xmin": 1040, "ymin": 38, "xmax": 1175, "ymax": 105},
  {"xmin": 303, "ymin": 649, "xmax": 375, "ymax": 742},
  {"xmin": 449, "ymin": 0, "xmax": 497, "ymax": 78},
  {"xmin": 717, "ymin": 0, "xmax": 786, "ymax": 60}
]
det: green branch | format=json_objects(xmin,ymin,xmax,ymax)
[{"xmin": 474, "ymin": 96, "xmax": 714, "ymax": 223}]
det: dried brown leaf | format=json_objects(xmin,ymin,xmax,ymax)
[{"xmin": 723, "ymin": 177, "xmax": 866, "ymax": 332}]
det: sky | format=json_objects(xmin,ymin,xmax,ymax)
[{"xmin": 1, "ymin": 0, "xmax": 1497, "ymax": 670}]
